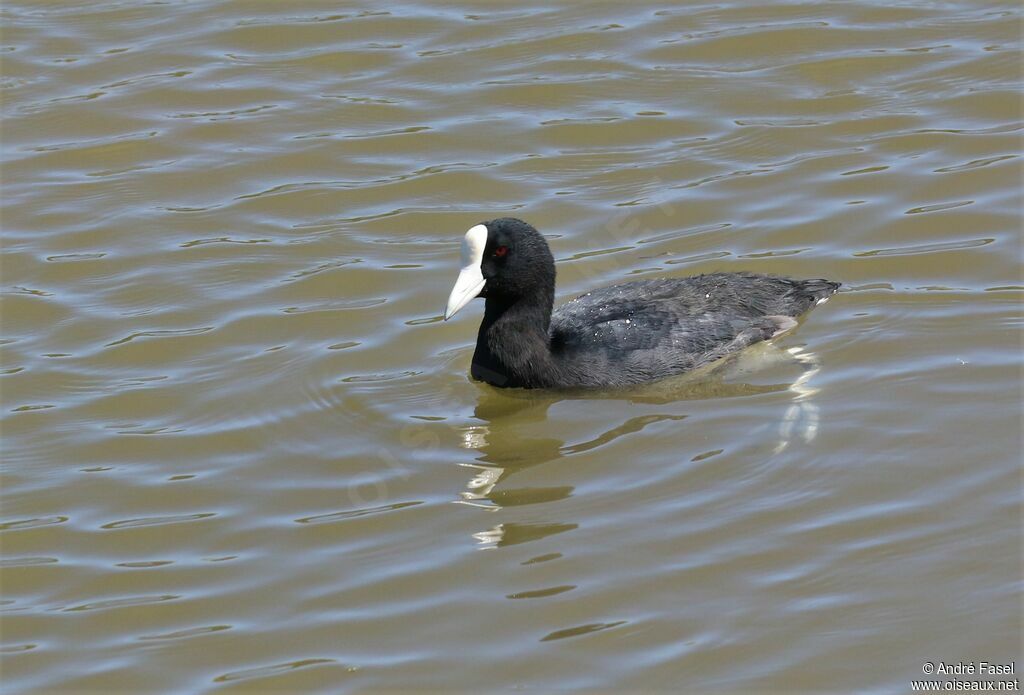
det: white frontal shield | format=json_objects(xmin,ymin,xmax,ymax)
[{"xmin": 444, "ymin": 224, "xmax": 488, "ymax": 320}]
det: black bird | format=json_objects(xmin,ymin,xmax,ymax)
[{"xmin": 444, "ymin": 217, "xmax": 839, "ymax": 389}]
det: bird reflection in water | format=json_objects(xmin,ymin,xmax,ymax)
[{"xmin": 455, "ymin": 341, "xmax": 825, "ymax": 547}]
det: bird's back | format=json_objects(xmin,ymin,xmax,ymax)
[{"xmin": 548, "ymin": 272, "xmax": 838, "ymax": 384}]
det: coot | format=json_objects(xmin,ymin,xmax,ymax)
[{"xmin": 444, "ymin": 217, "xmax": 838, "ymax": 389}]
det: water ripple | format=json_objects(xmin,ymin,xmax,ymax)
[
  {"xmin": 1, "ymin": 0, "xmax": 1020, "ymax": 692},
  {"xmin": 100, "ymin": 513, "xmax": 216, "ymax": 530},
  {"xmin": 213, "ymin": 658, "xmax": 339, "ymax": 684},
  {"xmin": 64, "ymin": 594, "xmax": 180, "ymax": 613}
]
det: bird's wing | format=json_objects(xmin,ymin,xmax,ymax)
[
  {"xmin": 550, "ymin": 283, "xmax": 688, "ymax": 354},
  {"xmin": 550, "ymin": 280, "xmax": 789, "ymax": 360}
]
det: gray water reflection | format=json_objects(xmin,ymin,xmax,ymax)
[{"xmin": 458, "ymin": 344, "xmax": 828, "ymax": 545}]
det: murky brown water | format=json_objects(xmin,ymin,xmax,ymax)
[{"xmin": 1, "ymin": 1, "xmax": 1021, "ymax": 692}]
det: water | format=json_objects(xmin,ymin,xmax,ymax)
[{"xmin": 1, "ymin": 1, "xmax": 1021, "ymax": 692}]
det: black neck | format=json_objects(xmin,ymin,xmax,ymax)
[{"xmin": 471, "ymin": 289, "xmax": 555, "ymax": 388}]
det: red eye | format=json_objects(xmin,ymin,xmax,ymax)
[{"xmin": 494, "ymin": 245, "xmax": 508, "ymax": 258}]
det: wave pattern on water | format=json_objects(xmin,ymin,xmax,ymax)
[{"xmin": 0, "ymin": 0, "xmax": 1020, "ymax": 692}]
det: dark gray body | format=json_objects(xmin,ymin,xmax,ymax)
[
  {"xmin": 549, "ymin": 273, "xmax": 836, "ymax": 385},
  {"xmin": 472, "ymin": 272, "xmax": 838, "ymax": 389}
]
